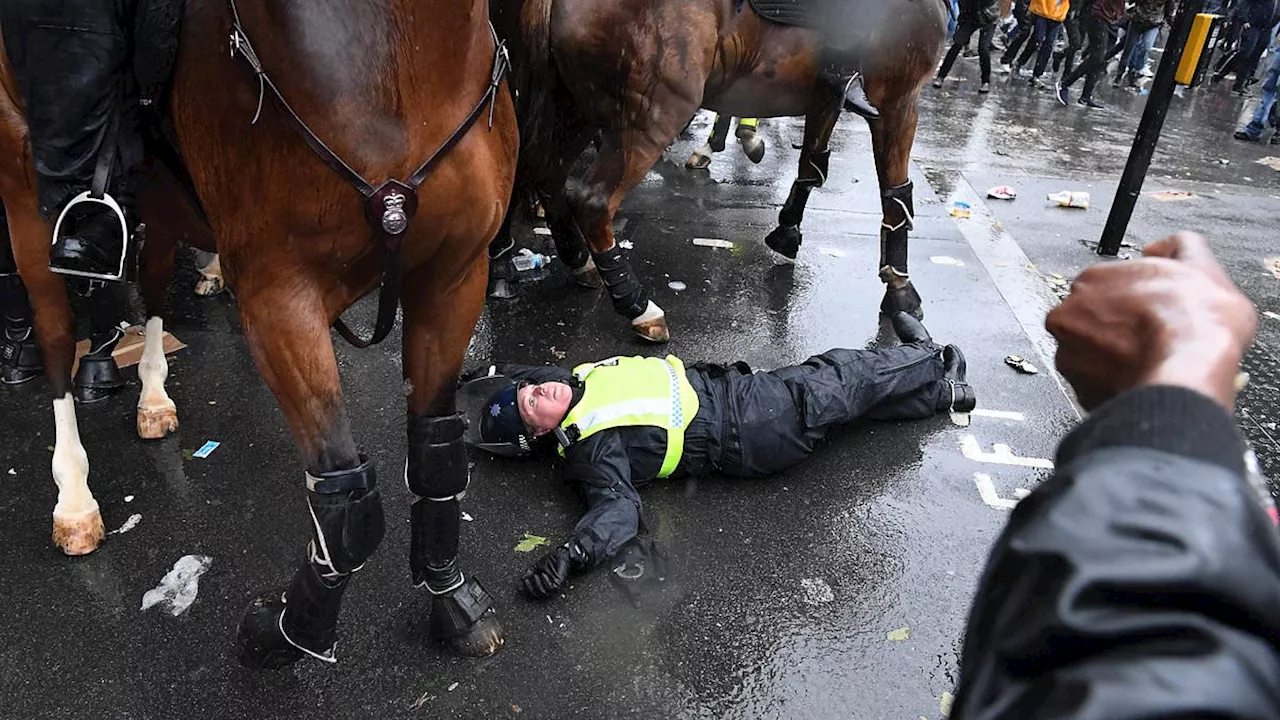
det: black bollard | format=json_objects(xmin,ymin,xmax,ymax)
[{"xmin": 1097, "ymin": 0, "xmax": 1205, "ymax": 257}]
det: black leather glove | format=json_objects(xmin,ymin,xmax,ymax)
[
  {"xmin": 458, "ymin": 364, "xmax": 497, "ymax": 384},
  {"xmin": 522, "ymin": 545, "xmax": 571, "ymax": 600},
  {"xmin": 522, "ymin": 541, "xmax": 591, "ymax": 600}
]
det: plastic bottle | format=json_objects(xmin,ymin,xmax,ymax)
[
  {"xmin": 1047, "ymin": 191, "xmax": 1090, "ymax": 209},
  {"xmin": 512, "ymin": 248, "xmax": 554, "ymax": 272}
]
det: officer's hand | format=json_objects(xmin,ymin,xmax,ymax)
[
  {"xmin": 458, "ymin": 365, "xmax": 498, "ymax": 384},
  {"xmin": 521, "ymin": 545, "xmax": 572, "ymax": 600},
  {"xmin": 1047, "ymin": 232, "xmax": 1255, "ymax": 411}
]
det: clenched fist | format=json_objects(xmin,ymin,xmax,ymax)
[{"xmin": 1047, "ymin": 232, "xmax": 1256, "ymax": 411}]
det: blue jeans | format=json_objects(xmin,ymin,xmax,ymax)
[
  {"xmin": 949, "ymin": 0, "xmax": 960, "ymax": 38},
  {"xmin": 1242, "ymin": 50, "xmax": 1280, "ymax": 137},
  {"xmin": 1120, "ymin": 25, "xmax": 1159, "ymax": 74},
  {"xmin": 1016, "ymin": 15, "xmax": 1064, "ymax": 76}
]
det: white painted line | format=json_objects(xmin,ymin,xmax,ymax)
[
  {"xmin": 960, "ymin": 434, "xmax": 1054, "ymax": 469},
  {"xmin": 692, "ymin": 237, "xmax": 734, "ymax": 249},
  {"xmin": 930, "ymin": 255, "xmax": 966, "ymax": 266},
  {"xmin": 971, "ymin": 409, "xmax": 1027, "ymax": 421},
  {"xmin": 974, "ymin": 473, "xmax": 1021, "ymax": 510}
]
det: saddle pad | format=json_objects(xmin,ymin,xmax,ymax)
[{"xmin": 747, "ymin": 0, "xmax": 823, "ymax": 28}]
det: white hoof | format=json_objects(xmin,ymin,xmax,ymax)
[
  {"xmin": 137, "ymin": 400, "xmax": 179, "ymax": 440},
  {"xmin": 53, "ymin": 503, "xmax": 105, "ymax": 556},
  {"xmin": 686, "ymin": 144, "xmax": 714, "ymax": 170}
]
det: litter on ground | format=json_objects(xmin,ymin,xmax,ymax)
[
  {"xmin": 515, "ymin": 533, "xmax": 550, "ymax": 552},
  {"xmin": 986, "ymin": 185, "xmax": 1017, "ymax": 200},
  {"xmin": 1005, "ymin": 355, "xmax": 1039, "ymax": 374},
  {"xmin": 887, "ymin": 625, "xmax": 911, "ymax": 641},
  {"xmin": 692, "ymin": 237, "xmax": 735, "ymax": 249},
  {"xmin": 192, "ymin": 441, "xmax": 220, "ymax": 459}
]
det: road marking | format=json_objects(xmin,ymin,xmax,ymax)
[
  {"xmin": 974, "ymin": 473, "xmax": 1029, "ymax": 510},
  {"xmin": 960, "ymin": 434, "xmax": 1054, "ymax": 469},
  {"xmin": 971, "ymin": 409, "xmax": 1026, "ymax": 421}
]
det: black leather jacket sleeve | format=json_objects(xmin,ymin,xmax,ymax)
[
  {"xmin": 953, "ymin": 386, "xmax": 1280, "ymax": 719},
  {"xmin": 561, "ymin": 431, "xmax": 643, "ymax": 567}
]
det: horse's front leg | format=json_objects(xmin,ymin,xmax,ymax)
[
  {"xmin": 5, "ymin": 190, "xmax": 104, "ymax": 554},
  {"xmin": 868, "ymin": 96, "xmax": 924, "ymax": 319},
  {"xmin": 401, "ymin": 251, "xmax": 503, "ymax": 657},
  {"xmin": 232, "ymin": 268, "xmax": 385, "ymax": 669},
  {"xmin": 764, "ymin": 97, "xmax": 841, "ymax": 260}
]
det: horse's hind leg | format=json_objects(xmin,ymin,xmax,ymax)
[
  {"xmin": 401, "ymin": 252, "xmax": 503, "ymax": 657},
  {"xmin": 869, "ymin": 98, "xmax": 925, "ymax": 319},
  {"xmin": 4, "ymin": 191, "xmax": 104, "ymax": 554},
  {"xmin": 233, "ymin": 271, "xmax": 384, "ymax": 669},
  {"xmin": 764, "ymin": 97, "xmax": 842, "ymax": 260}
]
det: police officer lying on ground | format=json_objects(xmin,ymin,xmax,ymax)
[
  {"xmin": 456, "ymin": 312, "xmax": 975, "ymax": 600},
  {"xmin": 953, "ymin": 232, "xmax": 1280, "ymax": 718}
]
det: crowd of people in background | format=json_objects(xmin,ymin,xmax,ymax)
[{"xmin": 932, "ymin": 0, "xmax": 1280, "ymax": 123}]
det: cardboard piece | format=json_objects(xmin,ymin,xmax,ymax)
[{"xmin": 72, "ymin": 326, "xmax": 186, "ymax": 375}]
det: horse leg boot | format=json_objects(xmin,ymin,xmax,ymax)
[
  {"xmin": 878, "ymin": 180, "xmax": 923, "ymax": 319},
  {"xmin": 765, "ymin": 101, "xmax": 840, "ymax": 260},
  {"xmin": 543, "ymin": 190, "xmax": 600, "ymax": 289},
  {"xmin": 408, "ymin": 413, "xmax": 503, "ymax": 656},
  {"xmin": 592, "ymin": 244, "xmax": 665, "ymax": 343},
  {"xmin": 736, "ymin": 118, "xmax": 765, "ymax": 164},
  {"xmin": 237, "ymin": 457, "xmax": 386, "ymax": 668},
  {"xmin": 73, "ymin": 283, "xmax": 128, "ymax": 403},
  {"xmin": 765, "ymin": 149, "xmax": 830, "ymax": 260}
]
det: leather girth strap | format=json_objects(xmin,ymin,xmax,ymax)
[{"xmin": 228, "ymin": 0, "xmax": 511, "ymax": 348}]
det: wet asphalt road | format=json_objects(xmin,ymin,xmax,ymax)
[{"xmin": 1, "ymin": 51, "xmax": 1273, "ymax": 717}]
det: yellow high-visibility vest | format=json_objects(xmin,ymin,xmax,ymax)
[{"xmin": 557, "ymin": 355, "xmax": 699, "ymax": 478}]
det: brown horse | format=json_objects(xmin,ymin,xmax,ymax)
[
  {"xmin": 492, "ymin": 0, "xmax": 945, "ymax": 342},
  {"xmin": 1, "ymin": 0, "xmax": 517, "ymax": 667}
]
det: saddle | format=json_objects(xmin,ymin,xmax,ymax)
[{"xmin": 746, "ymin": 0, "xmax": 828, "ymax": 28}]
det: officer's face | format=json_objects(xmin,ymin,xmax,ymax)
[{"xmin": 517, "ymin": 381, "xmax": 573, "ymax": 436}]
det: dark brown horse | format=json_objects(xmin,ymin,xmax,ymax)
[
  {"xmin": 1, "ymin": 0, "xmax": 517, "ymax": 666},
  {"xmin": 493, "ymin": 0, "xmax": 945, "ymax": 342}
]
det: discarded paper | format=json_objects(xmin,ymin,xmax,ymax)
[
  {"xmin": 448, "ymin": 682, "xmax": 459, "ymax": 692},
  {"xmin": 1005, "ymin": 355, "xmax": 1039, "ymax": 374},
  {"xmin": 930, "ymin": 256, "xmax": 965, "ymax": 267},
  {"xmin": 617, "ymin": 239, "xmax": 635, "ymax": 249},
  {"xmin": 668, "ymin": 280, "xmax": 687, "ymax": 291},
  {"xmin": 192, "ymin": 441, "xmax": 220, "ymax": 459},
  {"xmin": 941, "ymin": 691, "xmax": 955, "ymax": 717},
  {"xmin": 532, "ymin": 226, "xmax": 552, "ymax": 236},
  {"xmin": 887, "ymin": 625, "xmax": 911, "ymax": 641},
  {"xmin": 515, "ymin": 533, "xmax": 550, "ymax": 552},
  {"xmin": 141, "ymin": 554, "xmax": 212, "ymax": 616},
  {"xmin": 986, "ymin": 185, "xmax": 1017, "ymax": 200},
  {"xmin": 692, "ymin": 237, "xmax": 735, "ymax": 249},
  {"xmin": 1256, "ymin": 156, "xmax": 1280, "ymax": 171},
  {"xmin": 461, "ymin": 512, "xmax": 474, "ymax": 522},
  {"xmin": 949, "ymin": 201, "xmax": 971, "ymax": 219},
  {"xmin": 110, "ymin": 513, "xmax": 142, "ymax": 535}
]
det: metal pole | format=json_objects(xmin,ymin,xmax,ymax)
[{"xmin": 1098, "ymin": 0, "xmax": 1205, "ymax": 256}]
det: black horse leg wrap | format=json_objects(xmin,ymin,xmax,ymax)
[
  {"xmin": 778, "ymin": 182, "xmax": 814, "ymax": 229},
  {"xmin": 593, "ymin": 246, "xmax": 650, "ymax": 319},
  {"xmin": 550, "ymin": 211, "xmax": 591, "ymax": 271},
  {"xmin": 407, "ymin": 413, "xmax": 469, "ymax": 591},
  {"xmin": 304, "ymin": 455, "xmax": 386, "ymax": 579},
  {"xmin": 799, "ymin": 149, "xmax": 831, "ymax": 188},
  {"xmin": 880, "ymin": 180, "xmax": 915, "ymax": 275},
  {"xmin": 280, "ymin": 562, "xmax": 350, "ymax": 659}
]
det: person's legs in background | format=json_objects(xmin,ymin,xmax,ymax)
[
  {"xmin": 977, "ymin": 23, "xmax": 997, "ymax": 88},
  {"xmin": 1234, "ymin": 25, "xmax": 1270, "ymax": 94},
  {"xmin": 1031, "ymin": 19, "xmax": 1063, "ymax": 83},
  {"xmin": 1236, "ymin": 50, "xmax": 1280, "ymax": 140},
  {"xmin": 937, "ymin": 20, "xmax": 980, "ymax": 84},
  {"xmin": 1122, "ymin": 25, "xmax": 1160, "ymax": 86},
  {"xmin": 1015, "ymin": 15, "xmax": 1049, "ymax": 74}
]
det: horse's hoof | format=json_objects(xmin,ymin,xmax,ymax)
[
  {"xmin": 570, "ymin": 261, "xmax": 603, "ymax": 289},
  {"xmin": 137, "ymin": 402, "xmax": 179, "ymax": 440},
  {"xmin": 880, "ymin": 281, "xmax": 924, "ymax": 320},
  {"xmin": 765, "ymin": 225, "xmax": 802, "ymax": 260},
  {"xmin": 685, "ymin": 144, "xmax": 713, "ymax": 170},
  {"xmin": 194, "ymin": 274, "xmax": 225, "ymax": 296},
  {"xmin": 52, "ymin": 506, "xmax": 105, "ymax": 556},
  {"xmin": 449, "ymin": 611, "xmax": 505, "ymax": 658},
  {"xmin": 740, "ymin": 134, "xmax": 766, "ymax": 164},
  {"xmin": 632, "ymin": 316, "xmax": 670, "ymax": 344},
  {"xmin": 73, "ymin": 356, "xmax": 125, "ymax": 405},
  {"xmin": 236, "ymin": 589, "xmax": 305, "ymax": 670}
]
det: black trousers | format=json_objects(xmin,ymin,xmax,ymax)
[
  {"xmin": 0, "ymin": 0, "xmax": 141, "ymax": 219},
  {"xmin": 716, "ymin": 341, "xmax": 948, "ymax": 478},
  {"xmin": 940, "ymin": 21, "xmax": 997, "ymax": 83},
  {"xmin": 1062, "ymin": 16, "xmax": 1120, "ymax": 99}
]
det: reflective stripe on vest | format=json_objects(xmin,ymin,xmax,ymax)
[{"xmin": 557, "ymin": 355, "xmax": 699, "ymax": 478}]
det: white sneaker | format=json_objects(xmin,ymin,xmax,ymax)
[{"xmin": 997, "ymin": 62, "xmax": 1012, "ymax": 74}]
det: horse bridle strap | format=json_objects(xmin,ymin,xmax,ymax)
[{"xmin": 228, "ymin": 0, "xmax": 510, "ymax": 348}]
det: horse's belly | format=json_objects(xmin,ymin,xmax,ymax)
[{"xmin": 702, "ymin": 77, "xmax": 813, "ymax": 119}]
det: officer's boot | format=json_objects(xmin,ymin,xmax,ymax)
[
  {"xmin": 818, "ymin": 65, "xmax": 880, "ymax": 119},
  {"xmin": 0, "ymin": 276, "xmax": 42, "ymax": 385},
  {"xmin": 50, "ymin": 189, "xmax": 139, "ymax": 282}
]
